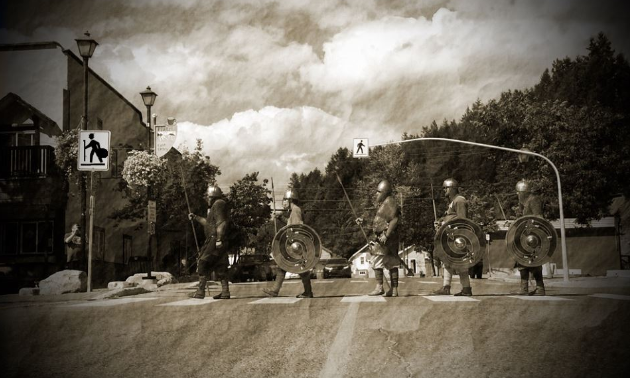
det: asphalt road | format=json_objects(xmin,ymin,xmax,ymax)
[{"xmin": 1, "ymin": 277, "xmax": 630, "ymax": 378}]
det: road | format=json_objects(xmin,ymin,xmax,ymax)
[{"xmin": 1, "ymin": 277, "xmax": 630, "ymax": 378}]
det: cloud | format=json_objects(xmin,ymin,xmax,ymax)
[{"xmin": 173, "ymin": 106, "xmax": 397, "ymax": 189}]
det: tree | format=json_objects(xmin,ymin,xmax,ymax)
[{"xmin": 227, "ymin": 172, "xmax": 272, "ymax": 261}]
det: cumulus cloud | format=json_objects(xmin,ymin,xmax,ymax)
[
  {"xmin": 2, "ymin": 0, "xmax": 629, "ymax": 190},
  {"xmin": 173, "ymin": 106, "xmax": 398, "ymax": 189}
]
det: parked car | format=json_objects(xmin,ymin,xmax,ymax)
[
  {"xmin": 229, "ymin": 254, "xmax": 274, "ymax": 282},
  {"xmin": 323, "ymin": 263, "xmax": 351, "ymax": 279}
]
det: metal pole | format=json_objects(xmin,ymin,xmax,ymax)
[
  {"xmin": 88, "ymin": 171, "xmax": 94, "ymax": 292},
  {"xmin": 80, "ymin": 56, "xmax": 89, "ymax": 271},
  {"xmin": 371, "ymin": 137, "xmax": 569, "ymax": 282},
  {"xmin": 271, "ymin": 177, "xmax": 278, "ymax": 234}
]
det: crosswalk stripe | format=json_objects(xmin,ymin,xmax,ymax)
[
  {"xmin": 157, "ymin": 298, "xmax": 219, "ymax": 306},
  {"xmin": 67, "ymin": 297, "xmax": 158, "ymax": 307},
  {"xmin": 341, "ymin": 295, "xmax": 386, "ymax": 303},
  {"xmin": 249, "ymin": 297, "xmax": 303, "ymax": 304},
  {"xmin": 507, "ymin": 295, "xmax": 572, "ymax": 301},
  {"xmin": 589, "ymin": 293, "xmax": 630, "ymax": 301},
  {"xmin": 423, "ymin": 296, "xmax": 480, "ymax": 302}
]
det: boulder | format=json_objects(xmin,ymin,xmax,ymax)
[
  {"xmin": 19, "ymin": 287, "xmax": 40, "ymax": 296},
  {"xmin": 39, "ymin": 270, "xmax": 87, "ymax": 295},
  {"xmin": 125, "ymin": 272, "xmax": 177, "ymax": 287},
  {"xmin": 107, "ymin": 281, "xmax": 134, "ymax": 290}
]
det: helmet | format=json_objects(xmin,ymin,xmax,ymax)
[
  {"xmin": 443, "ymin": 178, "xmax": 458, "ymax": 188},
  {"xmin": 284, "ymin": 189, "xmax": 300, "ymax": 202},
  {"xmin": 206, "ymin": 184, "xmax": 223, "ymax": 198},
  {"xmin": 516, "ymin": 180, "xmax": 530, "ymax": 193},
  {"xmin": 377, "ymin": 180, "xmax": 392, "ymax": 196}
]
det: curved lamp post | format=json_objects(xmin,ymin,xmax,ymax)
[{"xmin": 371, "ymin": 137, "xmax": 569, "ymax": 282}]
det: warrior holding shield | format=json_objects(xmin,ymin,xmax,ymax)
[
  {"xmin": 431, "ymin": 178, "xmax": 474, "ymax": 296},
  {"xmin": 514, "ymin": 180, "xmax": 546, "ymax": 296},
  {"xmin": 263, "ymin": 189, "xmax": 315, "ymax": 298}
]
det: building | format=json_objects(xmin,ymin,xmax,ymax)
[{"xmin": 0, "ymin": 41, "xmax": 173, "ymax": 292}]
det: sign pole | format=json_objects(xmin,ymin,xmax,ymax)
[{"xmin": 88, "ymin": 170, "xmax": 94, "ymax": 292}]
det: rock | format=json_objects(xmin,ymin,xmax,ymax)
[
  {"xmin": 39, "ymin": 270, "xmax": 87, "ymax": 295},
  {"xmin": 125, "ymin": 272, "xmax": 177, "ymax": 287},
  {"xmin": 19, "ymin": 287, "xmax": 40, "ymax": 296},
  {"xmin": 107, "ymin": 281, "xmax": 134, "ymax": 290}
]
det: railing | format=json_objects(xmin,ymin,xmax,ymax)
[{"xmin": 0, "ymin": 146, "xmax": 56, "ymax": 178}]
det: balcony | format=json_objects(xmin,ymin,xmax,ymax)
[{"xmin": 0, "ymin": 146, "xmax": 56, "ymax": 179}]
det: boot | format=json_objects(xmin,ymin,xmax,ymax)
[
  {"xmin": 431, "ymin": 285, "xmax": 451, "ymax": 295},
  {"xmin": 454, "ymin": 287, "xmax": 473, "ymax": 296},
  {"xmin": 518, "ymin": 279, "xmax": 529, "ymax": 295},
  {"xmin": 384, "ymin": 269, "xmax": 399, "ymax": 297},
  {"xmin": 191, "ymin": 276, "xmax": 207, "ymax": 299},
  {"xmin": 383, "ymin": 287, "xmax": 398, "ymax": 297},
  {"xmin": 263, "ymin": 270, "xmax": 285, "ymax": 297},
  {"xmin": 368, "ymin": 284, "xmax": 384, "ymax": 296},
  {"xmin": 529, "ymin": 285, "xmax": 546, "ymax": 296},
  {"xmin": 213, "ymin": 279, "xmax": 230, "ymax": 299},
  {"xmin": 297, "ymin": 273, "xmax": 313, "ymax": 298}
]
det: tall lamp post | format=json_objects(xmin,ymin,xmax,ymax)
[
  {"xmin": 140, "ymin": 86, "xmax": 157, "ymax": 280},
  {"xmin": 75, "ymin": 31, "xmax": 98, "ymax": 270}
]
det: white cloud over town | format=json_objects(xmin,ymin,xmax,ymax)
[{"xmin": 1, "ymin": 0, "xmax": 628, "ymax": 189}]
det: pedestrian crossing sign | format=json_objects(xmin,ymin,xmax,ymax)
[
  {"xmin": 353, "ymin": 138, "xmax": 369, "ymax": 158},
  {"xmin": 78, "ymin": 130, "xmax": 111, "ymax": 171}
]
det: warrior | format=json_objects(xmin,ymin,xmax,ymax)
[
  {"xmin": 432, "ymin": 178, "xmax": 473, "ymax": 296},
  {"xmin": 515, "ymin": 180, "xmax": 546, "ymax": 296},
  {"xmin": 263, "ymin": 189, "xmax": 314, "ymax": 298},
  {"xmin": 358, "ymin": 180, "xmax": 401, "ymax": 297},
  {"xmin": 188, "ymin": 184, "xmax": 230, "ymax": 299}
]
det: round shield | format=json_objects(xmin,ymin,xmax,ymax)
[
  {"xmin": 271, "ymin": 223, "xmax": 322, "ymax": 274},
  {"xmin": 506, "ymin": 215, "xmax": 557, "ymax": 267},
  {"xmin": 434, "ymin": 218, "xmax": 485, "ymax": 270}
]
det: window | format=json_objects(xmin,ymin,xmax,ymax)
[
  {"xmin": 19, "ymin": 221, "xmax": 53, "ymax": 254},
  {"xmin": 92, "ymin": 226, "xmax": 105, "ymax": 261},
  {"xmin": 123, "ymin": 234, "xmax": 132, "ymax": 264},
  {"xmin": 0, "ymin": 222, "xmax": 19, "ymax": 255},
  {"xmin": 360, "ymin": 256, "xmax": 365, "ymax": 265}
]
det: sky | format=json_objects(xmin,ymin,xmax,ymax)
[{"xmin": 1, "ymin": 0, "xmax": 629, "ymax": 191}]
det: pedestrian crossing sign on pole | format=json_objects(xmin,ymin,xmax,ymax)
[
  {"xmin": 353, "ymin": 138, "xmax": 369, "ymax": 158},
  {"xmin": 78, "ymin": 130, "xmax": 111, "ymax": 171}
]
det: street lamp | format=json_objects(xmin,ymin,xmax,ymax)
[
  {"xmin": 518, "ymin": 146, "xmax": 532, "ymax": 164},
  {"xmin": 75, "ymin": 31, "xmax": 98, "ymax": 275},
  {"xmin": 140, "ymin": 86, "xmax": 157, "ymax": 151},
  {"xmin": 140, "ymin": 86, "xmax": 157, "ymax": 281}
]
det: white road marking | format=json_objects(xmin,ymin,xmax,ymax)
[
  {"xmin": 314, "ymin": 281, "xmax": 335, "ymax": 284},
  {"xmin": 351, "ymin": 281, "xmax": 368, "ymax": 283},
  {"xmin": 341, "ymin": 295, "xmax": 386, "ymax": 303},
  {"xmin": 249, "ymin": 297, "xmax": 303, "ymax": 304},
  {"xmin": 67, "ymin": 298, "xmax": 158, "ymax": 307},
  {"xmin": 157, "ymin": 298, "xmax": 219, "ymax": 306},
  {"xmin": 423, "ymin": 296, "xmax": 480, "ymax": 302},
  {"xmin": 417, "ymin": 281, "xmax": 440, "ymax": 284},
  {"xmin": 507, "ymin": 296, "xmax": 572, "ymax": 301},
  {"xmin": 319, "ymin": 302, "xmax": 359, "ymax": 378},
  {"xmin": 589, "ymin": 293, "xmax": 630, "ymax": 301}
]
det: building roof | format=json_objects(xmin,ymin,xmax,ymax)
[{"xmin": 0, "ymin": 92, "xmax": 60, "ymax": 136}]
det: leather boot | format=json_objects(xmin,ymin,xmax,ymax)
[
  {"xmin": 263, "ymin": 270, "xmax": 285, "ymax": 297},
  {"xmin": 297, "ymin": 273, "xmax": 313, "ymax": 298},
  {"xmin": 431, "ymin": 285, "xmax": 451, "ymax": 295},
  {"xmin": 454, "ymin": 287, "xmax": 473, "ymax": 296},
  {"xmin": 529, "ymin": 285, "xmax": 546, "ymax": 296},
  {"xmin": 213, "ymin": 279, "xmax": 230, "ymax": 299},
  {"xmin": 518, "ymin": 279, "xmax": 529, "ymax": 295},
  {"xmin": 384, "ymin": 287, "xmax": 398, "ymax": 297},
  {"xmin": 368, "ymin": 284, "xmax": 384, "ymax": 296},
  {"xmin": 191, "ymin": 276, "xmax": 207, "ymax": 299}
]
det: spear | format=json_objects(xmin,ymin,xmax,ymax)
[
  {"xmin": 179, "ymin": 165, "xmax": 200, "ymax": 268},
  {"xmin": 271, "ymin": 177, "xmax": 278, "ymax": 235}
]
